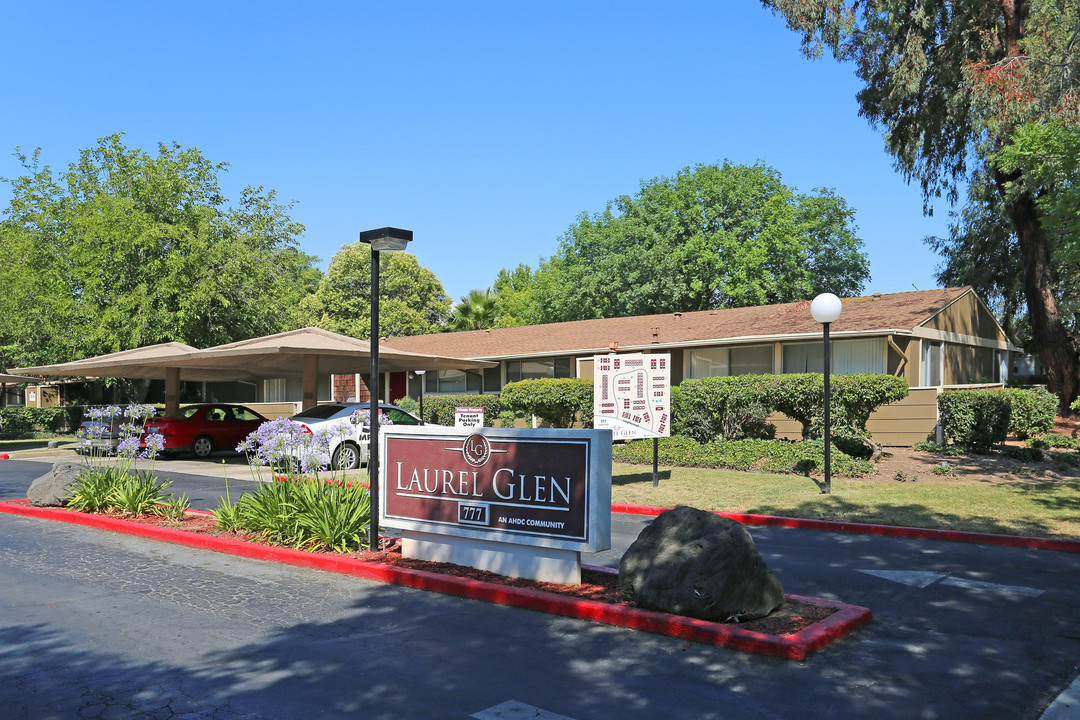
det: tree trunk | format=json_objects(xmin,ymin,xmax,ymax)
[{"xmin": 1003, "ymin": 186, "xmax": 1080, "ymax": 413}]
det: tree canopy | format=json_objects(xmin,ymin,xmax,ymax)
[
  {"xmin": 299, "ymin": 245, "xmax": 450, "ymax": 339},
  {"xmin": 0, "ymin": 135, "xmax": 319, "ymax": 368},
  {"xmin": 763, "ymin": 0, "xmax": 1080, "ymax": 409},
  {"xmin": 516, "ymin": 161, "xmax": 869, "ymax": 323}
]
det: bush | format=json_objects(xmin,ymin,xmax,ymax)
[
  {"xmin": 394, "ymin": 396, "xmax": 420, "ymax": 415},
  {"xmin": 420, "ymin": 394, "xmax": 504, "ymax": 426},
  {"xmin": 1002, "ymin": 445, "xmax": 1044, "ymax": 462},
  {"xmin": 496, "ymin": 410, "xmax": 520, "ymax": 428},
  {"xmin": 671, "ymin": 375, "xmax": 777, "ymax": 442},
  {"xmin": 1028, "ymin": 433, "xmax": 1077, "ymax": 450},
  {"xmin": 1002, "ymin": 387, "xmax": 1057, "ymax": 439},
  {"xmin": 0, "ymin": 406, "xmax": 83, "ymax": 437},
  {"xmin": 670, "ymin": 373, "xmax": 907, "ymax": 450},
  {"xmin": 612, "ymin": 434, "xmax": 874, "ymax": 477},
  {"xmin": 499, "ymin": 379, "xmax": 593, "ymax": 428},
  {"xmin": 938, "ymin": 390, "xmax": 1011, "ymax": 451}
]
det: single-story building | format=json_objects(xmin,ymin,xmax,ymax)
[{"xmin": 371, "ymin": 287, "xmax": 1020, "ymax": 446}]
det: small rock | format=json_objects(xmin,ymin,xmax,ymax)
[
  {"xmin": 619, "ymin": 505, "xmax": 784, "ymax": 622},
  {"xmin": 27, "ymin": 462, "xmax": 84, "ymax": 507}
]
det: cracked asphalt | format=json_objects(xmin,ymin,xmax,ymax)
[{"xmin": 1, "ymin": 456, "xmax": 1079, "ymax": 719}]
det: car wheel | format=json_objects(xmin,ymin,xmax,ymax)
[
  {"xmin": 332, "ymin": 442, "xmax": 361, "ymax": 471},
  {"xmin": 191, "ymin": 436, "xmax": 215, "ymax": 459}
]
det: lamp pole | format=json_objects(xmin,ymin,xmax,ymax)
[
  {"xmin": 415, "ymin": 369, "xmax": 426, "ymax": 422},
  {"xmin": 810, "ymin": 293, "xmax": 843, "ymax": 495},
  {"xmin": 359, "ymin": 227, "xmax": 413, "ymax": 551}
]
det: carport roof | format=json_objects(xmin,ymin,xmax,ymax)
[
  {"xmin": 0, "ymin": 373, "xmax": 40, "ymax": 383},
  {"xmin": 10, "ymin": 328, "xmax": 495, "ymax": 382}
]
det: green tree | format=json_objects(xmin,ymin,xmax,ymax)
[
  {"xmin": 299, "ymin": 245, "xmax": 450, "ymax": 338},
  {"xmin": 448, "ymin": 288, "xmax": 498, "ymax": 331},
  {"xmin": 763, "ymin": 0, "xmax": 1080, "ymax": 410},
  {"xmin": 492, "ymin": 263, "xmax": 538, "ymax": 328},
  {"xmin": 527, "ymin": 161, "xmax": 869, "ymax": 323},
  {"xmin": 0, "ymin": 135, "xmax": 319, "ymax": 366}
]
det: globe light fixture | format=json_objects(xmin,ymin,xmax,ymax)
[
  {"xmin": 811, "ymin": 292, "xmax": 843, "ymax": 494},
  {"xmin": 358, "ymin": 227, "xmax": 413, "ymax": 550}
]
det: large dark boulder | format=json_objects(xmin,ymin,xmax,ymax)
[
  {"xmin": 27, "ymin": 462, "xmax": 83, "ymax": 507},
  {"xmin": 619, "ymin": 505, "xmax": 784, "ymax": 622}
]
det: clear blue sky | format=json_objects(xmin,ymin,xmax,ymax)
[{"xmin": 1, "ymin": 1, "xmax": 956, "ymax": 307}]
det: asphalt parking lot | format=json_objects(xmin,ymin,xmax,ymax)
[{"xmin": 2, "ymin": 453, "xmax": 1079, "ymax": 719}]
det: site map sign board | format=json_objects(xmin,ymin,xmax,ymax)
[
  {"xmin": 380, "ymin": 426, "xmax": 612, "ymax": 553},
  {"xmin": 593, "ymin": 353, "xmax": 671, "ymax": 440}
]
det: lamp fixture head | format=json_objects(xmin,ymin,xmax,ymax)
[
  {"xmin": 359, "ymin": 227, "xmax": 413, "ymax": 252},
  {"xmin": 810, "ymin": 293, "xmax": 843, "ymax": 324}
]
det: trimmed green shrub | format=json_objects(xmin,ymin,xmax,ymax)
[
  {"xmin": 1002, "ymin": 387, "xmax": 1057, "ymax": 439},
  {"xmin": 938, "ymin": 390, "xmax": 1011, "ymax": 451},
  {"xmin": 612, "ymin": 435, "xmax": 874, "ymax": 477},
  {"xmin": 394, "ymin": 396, "xmax": 420, "ymax": 415},
  {"xmin": 420, "ymin": 393, "xmax": 504, "ymax": 426},
  {"xmin": 0, "ymin": 406, "xmax": 83, "ymax": 437},
  {"xmin": 671, "ymin": 375, "xmax": 777, "ymax": 442},
  {"xmin": 770, "ymin": 374, "xmax": 909, "ymax": 439},
  {"xmin": 499, "ymin": 378, "xmax": 593, "ymax": 428}
]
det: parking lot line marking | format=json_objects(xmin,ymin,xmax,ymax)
[
  {"xmin": 939, "ymin": 576, "xmax": 1044, "ymax": 597},
  {"xmin": 472, "ymin": 700, "xmax": 579, "ymax": 720},
  {"xmin": 856, "ymin": 569, "xmax": 946, "ymax": 587}
]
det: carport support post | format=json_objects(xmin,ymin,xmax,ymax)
[
  {"xmin": 164, "ymin": 367, "xmax": 181, "ymax": 418},
  {"xmin": 302, "ymin": 355, "xmax": 318, "ymax": 411}
]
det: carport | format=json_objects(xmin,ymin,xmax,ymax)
[{"xmin": 11, "ymin": 327, "xmax": 495, "ymax": 416}]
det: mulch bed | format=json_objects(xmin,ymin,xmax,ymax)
[{"xmin": 32, "ymin": 503, "xmax": 836, "ymax": 637}]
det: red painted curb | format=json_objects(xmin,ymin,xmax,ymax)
[
  {"xmin": 611, "ymin": 503, "xmax": 1080, "ymax": 553},
  {"xmin": 0, "ymin": 501, "xmax": 870, "ymax": 660}
]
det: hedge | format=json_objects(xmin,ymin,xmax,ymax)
[
  {"xmin": 499, "ymin": 378, "xmax": 593, "ymax": 428},
  {"xmin": 671, "ymin": 373, "xmax": 908, "ymax": 443},
  {"xmin": 419, "ymin": 394, "xmax": 504, "ymax": 427},
  {"xmin": 612, "ymin": 435, "xmax": 874, "ymax": 477},
  {"xmin": 937, "ymin": 390, "xmax": 1011, "ymax": 451},
  {"xmin": 0, "ymin": 406, "xmax": 83, "ymax": 436},
  {"xmin": 938, "ymin": 386, "xmax": 1059, "ymax": 450}
]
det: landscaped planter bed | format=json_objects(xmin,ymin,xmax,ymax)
[{"xmin": 0, "ymin": 499, "xmax": 872, "ymax": 660}]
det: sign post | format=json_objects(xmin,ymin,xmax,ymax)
[{"xmin": 593, "ymin": 352, "xmax": 671, "ymax": 486}]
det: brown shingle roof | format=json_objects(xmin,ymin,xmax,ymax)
[{"xmin": 382, "ymin": 287, "xmax": 973, "ymax": 359}]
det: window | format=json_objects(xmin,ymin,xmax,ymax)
[
  {"xmin": 430, "ymin": 369, "xmax": 482, "ymax": 393},
  {"xmin": 921, "ymin": 340, "xmax": 943, "ymax": 386},
  {"xmin": 505, "ymin": 357, "xmax": 573, "ymax": 383},
  {"xmin": 687, "ymin": 346, "xmax": 773, "ymax": 379},
  {"xmin": 782, "ymin": 338, "xmax": 884, "ymax": 375},
  {"xmin": 384, "ymin": 408, "xmax": 420, "ymax": 425}
]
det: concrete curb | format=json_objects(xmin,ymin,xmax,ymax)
[
  {"xmin": 611, "ymin": 504, "xmax": 1080, "ymax": 554},
  {"xmin": 0, "ymin": 500, "xmax": 870, "ymax": 660}
]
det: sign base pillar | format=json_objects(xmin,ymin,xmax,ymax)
[{"xmin": 401, "ymin": 530, "xmax": 582, "ymax": 585}]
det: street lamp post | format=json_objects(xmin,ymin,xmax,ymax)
[
  {"xmin": 810, "ymin": 292, "xmax": 843, "ymax": 495},
  {"xmin": 415, "ymin": 369, "xmax": 426, "ymax": 422},
  {"xmin": 358, "ymin": 227, "xmax": 413, "ymax": 551}
]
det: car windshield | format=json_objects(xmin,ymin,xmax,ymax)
[{"xmin": 292, "ymin": 404, "xmax": 353, "ymax": 420}]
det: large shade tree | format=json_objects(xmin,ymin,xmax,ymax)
[
  {"xmin": 0, "ymin": 135, "xmax": 319, "ymax": 367},
  {"xmin": 762, "ymin": 0, "xmax": 1080, "ymax": 410},
  {"xmin": 299, "ymin": 244, "xmax": 451, "ymax": 339},
  {"xmin": 523, "ymin": 161, "xmax": 869, "ymax": 323}
]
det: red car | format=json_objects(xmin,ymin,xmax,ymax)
[{"xmin": 141, "ymin": 404, "xmax": 269, "ymax": 459}]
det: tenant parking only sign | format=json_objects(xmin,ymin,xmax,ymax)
[{"xmin": 593, "ymin": 353, "xmax": 670, "ymax": 440}]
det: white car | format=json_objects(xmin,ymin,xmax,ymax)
[{"xmin": 287, "ymin": 402, "xmax": 425, "ymax": 470}]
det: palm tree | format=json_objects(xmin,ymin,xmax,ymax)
[{"xmin": 448, "ymin": 288, "xmax": 497, "ymax": 331}]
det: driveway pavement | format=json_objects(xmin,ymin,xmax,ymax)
[{"xmin": 2, "ymin": 455, "xmax": 1079, "ymax": 719}]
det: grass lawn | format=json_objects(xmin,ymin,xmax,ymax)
[
  {"xmin": 612, "ymin": 462, "xmax": 1080, "ymax": 541},
  {"xmin": 0, "ymin": 436, "xmax": 78, "ymax": 453}
]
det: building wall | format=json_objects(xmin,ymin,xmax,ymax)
[{"xmin": 945, "ymin": 344, "xmax": 999, "ymax": 385}]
